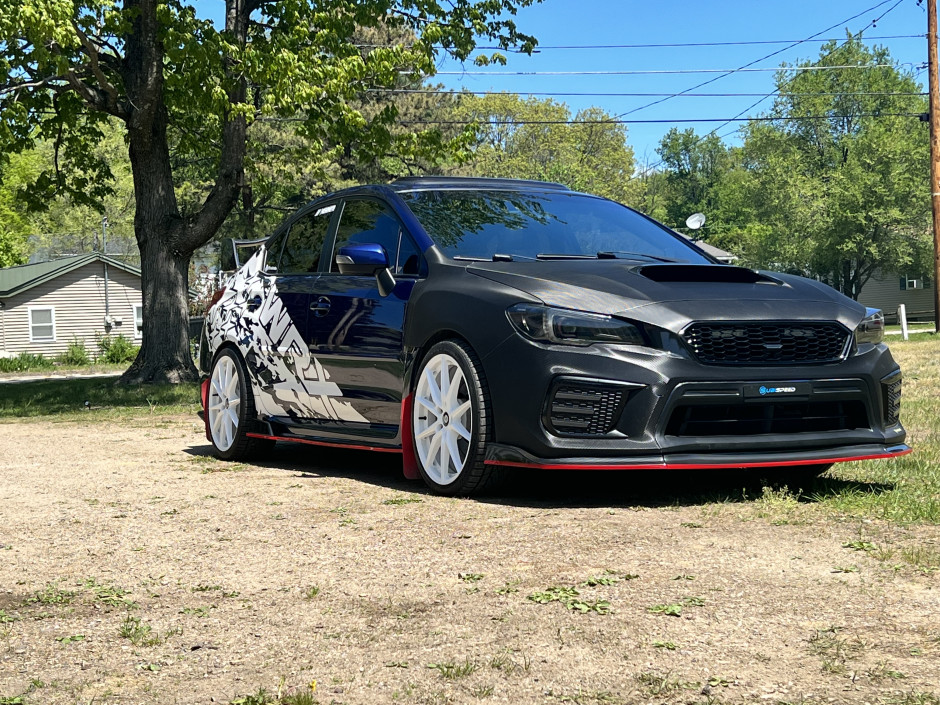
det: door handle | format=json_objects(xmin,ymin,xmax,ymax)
[
  {"xmin": 311, "ymin": 296, "xmax": 331, "ymax": 317},
  {"xmin": 246, "ymin": 295, "xmax": 262, "ymax": 311}
]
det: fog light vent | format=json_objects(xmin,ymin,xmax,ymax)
[
  {"xmin": 546, "ymin": 382, "xmax": 625, "ymax": 436},
  {"xmin": 883, "ymin": 374, "xmax": 901, "ymax": 426}
]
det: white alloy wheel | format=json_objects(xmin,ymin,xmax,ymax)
[
  {"xmin": 209, "ymin": 354, "xmax": 241, "ymax": 452},
  {"xmin": 413, "ymin": 352, "xmax": 474, "ymax": 486}
]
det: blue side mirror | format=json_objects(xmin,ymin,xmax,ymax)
[
  {"xmin": 335, "ymin": 242, "xmax": 396, "ymax": 297},
  {"xmin": 335, "ymin": 243, "xmax": 389, "ymax": 275}
]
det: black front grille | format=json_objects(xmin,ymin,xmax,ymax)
[
  {"xmin": 546, "ymin": 382, "xmax": 626, "ymax": 436},
  {"xmin": 883, "ymin": 375, "xmax": 902, "ymax": 425},
  {"xmin": 683, "ymin": 322, "xmax": 850, "ymax": 365},
  {"xmin": 665, "ymin": 400, "xmax": 870, "ymax": 437}
]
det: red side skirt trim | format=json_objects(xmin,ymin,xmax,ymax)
[
  {"xmin": 245, "ymin": 432, "xmax": 402, "ymax": 454},
  {"xmin": 484, "ymin": 448, "xmax": 912, "ymax": 471}
]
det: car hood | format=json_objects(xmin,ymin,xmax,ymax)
[{"xmin": 466, "ymin": 260, "xmax": 866, "ymax": 332}]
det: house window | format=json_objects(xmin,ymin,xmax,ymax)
[
  {"xmin": 134, "ymin": 305, "xmax": 143, "ymax": 339},
  {"xmin": 900, "ymin": 275, "xmax": 931, "ymax": 291},
  {"xmin": 28, "ymin": 307, "xmax": 56, "ymax": 342}
]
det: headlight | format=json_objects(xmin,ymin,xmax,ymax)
[
  {"xmin": 506, "ymin": 303, "xmax": 645, "ymax": 346},
  {"xmin": 856, "ymin": 307, "xmax": 884, "ymax": 345}
]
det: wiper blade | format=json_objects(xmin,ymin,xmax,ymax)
[
  {"xmin": 453, "ymin": 253, "xmax": 535, "ymax": 262},
  {"xmin": 536, "ymin": 253, "xmax": 597, "ymax": 260},
  {"xmin": 597, "ymin": 251, "xmax": 679, "ymax": 263}
]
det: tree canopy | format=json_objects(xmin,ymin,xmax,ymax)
[
  {"xmin": 449, "ymin": 92, "xmax": 639, "ymax": 204},
  {"xmin": 0, "ymin": 0, "xmax": 538, "ymax": 381},
  {"xmin": 735, "ymin": 36, "xmax": 930, "ymax": 298}
]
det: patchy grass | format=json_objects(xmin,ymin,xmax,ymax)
[
  {"xmin": 27, "ymin": 583, "xmax": 75, "ymax": 606},
  {"xmin": 428, "ymin": 659, "xmax": 479, "ymax": 679},
  {"xmin": 803, "ymin": 338, "xmax": 940, "ymax": 524},
  {"xmin": 0, "ymin": 377, "xmax": 200, "ymax": 420}
]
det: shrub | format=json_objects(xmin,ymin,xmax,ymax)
[
  {"xmin": 0, "ymin": 352, "xmax": 54, "ymax": 373},
  {"xmin": 57, "ymin": 338, "xmax": 91, "ymax": 366},
  {"xmin": 97, "ymin": 334, "xmax": 139, "ymax": 364}
]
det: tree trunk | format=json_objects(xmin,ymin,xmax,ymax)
[
  {"xmin": 122, "ymin": 236, "xmax": 197, "ymax": 383},
  {"xmin": 116, "ymin": 0, "xmax": 247, "ymax": 385},
  {"xmin": 119, "ymin": 103, "xmax": 198, "ymax": 384}
]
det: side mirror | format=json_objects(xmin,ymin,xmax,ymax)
[{"xmin": 336, "ymin": 243, "xmax": 396, "ymax": 297}]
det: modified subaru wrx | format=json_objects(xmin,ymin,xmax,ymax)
[{"xmin": 198, "ymin": 177, "xmax": 909, "ymax": 495}]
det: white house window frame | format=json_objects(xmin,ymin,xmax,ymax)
[
  {"xmin": 28, "ymin": 306, "xmax": 56, "ymax": 342},
  {"xmin": 900, "ymin": 275, "xmax": 931, "ymax": 291},
  {"xmin": 134, "ymin": 304, "xmax": 143, "ymax": 339}
]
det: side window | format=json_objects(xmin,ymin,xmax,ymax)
[
  {"xmin": 396, "ymin": 232, "xmax": 424, "ymax": 276},
  {"xmin": 279, "ymin": 206, "xmax": 333, "ymax": 274},
  {"xmin": 330, "ymin": 200, "xmax": 405, "ymax": 273}
]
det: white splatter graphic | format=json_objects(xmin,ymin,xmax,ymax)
[{"xmin": 206, "ymin": 247, "xmax": 367, "ymax": 423}]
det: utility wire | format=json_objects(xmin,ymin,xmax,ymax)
[
  {"xmin": 613, "ymin": 0, "xmax": 901, "ymax": 121},
  {"xmin": 630, "ymin": 0, "xmax": 911, "ymax": 177},
  {"xmin": 355, "ymin": 34, "xmax": 924, "ymax": 51},
  {"xmin": 429, "ymin": 64, "xmax": 906, "ymax": 76},
  {"xmin": 368, "ymin": 88, "xmax": 927, "ymax": 98},
  {"xmin": 396, "ymin": 113, "xmax": 925, "ymax": 126}
]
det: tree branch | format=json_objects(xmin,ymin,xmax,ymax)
[{"xmin": 70, "ymin": 18, "xmax": 126, "ymax": 118}]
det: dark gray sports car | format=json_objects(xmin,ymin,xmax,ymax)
[{"xmin": 199, "ymin": 177, "xmax": 909, "ymax": 495}]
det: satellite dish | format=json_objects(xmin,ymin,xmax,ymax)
[{"xmin": 685, "ymin": 212, "xmax": 706, "ymax": 231}]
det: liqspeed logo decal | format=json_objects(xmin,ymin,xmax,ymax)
[{"xmin": 758, "ymin": 385, "xmax": 797, "ymax": 396}]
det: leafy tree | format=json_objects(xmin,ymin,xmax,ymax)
[
  {"xmin": 655, "ymin": 127, "xmax": 732, "ymax": 232},
  {"xmin": 0, "ymin": 150, "xmax": 40, "ymax": 266},
  {"xmin": 28, "ymin": 119, "xmax": 138, "ymax": 261},
  {"xmin": 0, "ymin": 1, "xmax": 537, "ymax": 382},
  {"xmin": 449, "ymin": 93, "xmax": 638, "ymax": 204},
  {"xmin": 735, "ymin": 36, "xmax": 930, "ymax": 298}
]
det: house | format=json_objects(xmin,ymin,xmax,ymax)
[
  {"xmin": 681, "ymin": 236, "xmax": 738, "ymax": 264},
  {"xmin": 0, "ymin": 253, "xmax": 143, "ymax": 358},
  {"xmin": 858, "ymin": 271, "xmax": 936, "ymax": 324}
]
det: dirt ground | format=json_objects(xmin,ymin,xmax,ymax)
[{"xmin": 0, "ymin": 414, "xmax": 938, "ymax": 705}]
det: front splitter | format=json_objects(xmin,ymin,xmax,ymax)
[{"xmin": 483, "ymin": 442, "xmax": 912, "ymax": 470}]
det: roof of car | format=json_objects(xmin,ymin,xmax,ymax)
[{"xmin": 388, "ymin": 176, "xmax": 571, "ymax": 192}]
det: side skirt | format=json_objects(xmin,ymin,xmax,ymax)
[{"xmin": 245, "ymin": 432, "xmax": 402, "ymax": 454}]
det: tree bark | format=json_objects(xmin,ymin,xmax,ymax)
[{"xmin": 116, "ymin": 0, "xmax": 248, "ymax": 384}]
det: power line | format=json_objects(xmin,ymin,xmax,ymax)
[
  {"xmin": 629, "ymin": 0, "xmax": 911, "ymax": 177},
  {"xmin": 370, "ymin": 88, "xmax": 927, "ymax": 98},
  {"xmin": 429, "ymin": 64, "xmax": 908, "ymax": 76},
  {"xmin": 613, "ymin": 0, "xmax": 904, "ymax": 122},
  {"xmin": 397, "ymin": 112, "xmax": 926, "ymax": 126},
  {"xmin": 355, "ymin": 34, "xmax": 925, "ymax": 51}
]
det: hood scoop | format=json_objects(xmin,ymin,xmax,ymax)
[{"xmin": 637, "ymin": 264, "xmax": 781, "ymax": 285}]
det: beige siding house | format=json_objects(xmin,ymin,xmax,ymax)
[
  {"xmin": 0, "ymin": 254, "xmax": 143, "ymax": 358},
  {"xmin": 858, "ymin": 271, "xmax": 935, "ymax": 323}
]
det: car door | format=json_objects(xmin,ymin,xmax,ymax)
[
  {"xmin": 245, "ymin": 202, "xmax": 339, "ymax": 420},
  {"xmin": 303, "ymin": 197, "xmax": 424, "ymax": 438}
]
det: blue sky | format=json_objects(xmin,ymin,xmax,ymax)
[{"xmin": 201, "ymin": 0, "xmax": 930, "ymax": 165}]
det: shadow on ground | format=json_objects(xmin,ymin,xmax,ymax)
[{"xmin": 185, "ymin": 441, "xmax": 896, "ymax": 510}]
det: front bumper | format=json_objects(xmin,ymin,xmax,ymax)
[
  {"xmin": 484, "ymin": 441, "xmax": 911, "ymax": 469},
  {"xmin": 481, "ymin": 333, "xmax": 908, "ymax": 467}
]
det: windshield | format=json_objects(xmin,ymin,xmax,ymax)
[{"xmin": 401, "ymin": 189, "xmax": 711, "ymax": 263}]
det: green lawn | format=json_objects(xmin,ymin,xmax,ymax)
[
  {"xmin": 0, "ymin": 377, "xmax": 200, "ymax": 420},
  {"xmin": 808, "ymin": 336, "xmax": 940, "ymax": 524}
]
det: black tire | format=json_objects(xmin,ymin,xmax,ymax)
[
  {"xmin": 411, "ymin": 339, "xmax": 503, "ymax": 496},
  {"xmin": 207, "ymin": 348, "xmax": 274, "ymax": 461}
]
